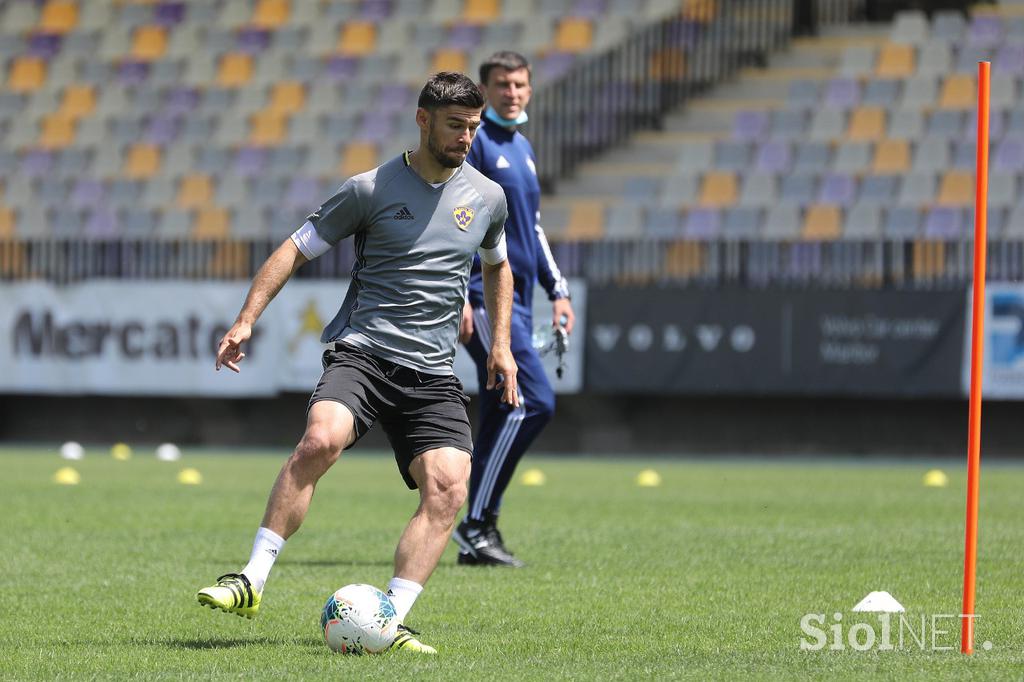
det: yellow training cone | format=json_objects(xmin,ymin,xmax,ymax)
[
  {"xmin": 520, "ymin": 468, "xmax": 546, "ymax": 486},
  {"xmin": 111, "ymin": 442, "xmax": 133, "ymax": 461},
  {"xmin": 636, "ymin": 469, "xmax": 662, "ymax": 487},
  {"xmin": 923, "ymin": 469, "xmax": 948, "ymax": 488},
  {"xmin": 54, "ymin": 467, "xmax": 80, "ymax": 485},
  {"xmin": 177, "ymin": 467, "xmax": 203, "ymax": 485}
]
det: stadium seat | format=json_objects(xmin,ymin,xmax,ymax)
[
  {"xmin": 989, "ymin": 173, "xmax": 1017, "ymax": 208},
  {"xmin": 604, "ymin": 202, "xmax": 644, "ymax": 237},
  {"xmin": 249, "ymin": 112, "xmax": 287, "ymax": 146},
  {"xmin": 7, "ymin": 57, "xmax": 46, "ymax": 93},
  {"xmin": 847, "ymin": 107, "xmax": 886, "ymax": 141},
  {"xmin": 339, "ymin": 21, "xmax": 377, "ymax": 56},
  {"xmin": 885, "ymin": 206, "xmax": 922, "ymax": 238},
  {"xmin": 341, "ymin": 142, "xmax": 377, "ymax": 177},
  {"xmin": 937, "ymin": 171, "xmax": 973, "ymax": 206},
  {"xmin": 844, "ymin": 203, "xmax": 883, "ymax": 239},
  {"xmin": 464, "ymin": 0, "xmax": 501, "ymax": 23},
  {"xmin": 39, "ymin": 0, "xmax": 78, "ymax": 34},
  {"xmin": 268, "ymin": 81, "xmax": 306, "ymax": 115},
  {"xmin": 839, "ymin": 46, "xmax": 875, "ymax": 75},
  {"xmin": 939, "ymin": 74, "xmax": 974, "ymax": 109},
  {"xmin": 193, "ymin": 206, "xmax": 231, "ymax": 240},
  {"xmin": 177, "ymin": 174, "xmax": 213, "ymax": 210},
  {"xmin": 123, "ymin": 143, "xmax": 161, "ymax": 179},
  {"xmin": 910, "ymin": 137, "xmax": 949, "ymax": 172},
  {"xmin": 897, "ymin": 172, "xmax": 935, "ymax": 207},
  {"xmin": 253, "ymin": 0, "xmax": 291, "ymax": 28},
  {"xmin": 793, "ymin": 142, "xmax": 831, "ymax": 172},
  {"xmin": 432, "ymin": 48, "xmax": 468, "ymax": 74},
  {"xmin": 833, "ymin": 142, "xmax": 871, "ymax": 172},
  {"xmin": 565, "ymin": 200, "xmax": 605, "ymax": 239},
  {"xmin": 722, "ymin": 207, "xmax": 761, "ymax": 239},
  {"xmin": 683, "ymin": 208, "xmax": 720, "ymax": 239},
  {"xmin": 754, "ymin": 141, "xmax": 791, "ymax": 173},
  {"xmin": 58, "ymin": 85, "xmax": 95, "ymax": 120},
  {"xmin": 809, "ymin": 109, "xmax": 845, "ymax": 141},
  {"xmin": 889, "ymin": 10, "xmax": 928, "ymax": 45},
  {"xmin": 901, "ymin": 75, "xmax": 938, "ymax": 108},
  {"xmin": 873, "ymin": 139, "xmax": 910, "ymax": 173},
  {"xmin": 218, "ymin": 53, "xmax": 253, "ymax": 87},
  {"xmin": 780, "ymin": 173, "xmax": 817, "ymax": 205},
  {"xmin": 739, "ymin": 173, "xmax": 777, "ymax": 207},
  {"xmin": 762, "ymin": 205, "xmax": 801, "ymax": 239},
  {"xmin": 925, "ymin": 207, "xmax": 964, "ymax": 239},
  {"xmin": 555, "ymin": 18, "xmax": 593, "ymax": 53},
  {"xmin": 132, "ymin": 26, "xmax": 167, "ymax": 61},
  {"xmin": 819, "ymin": 173, "xmax": 857, "ymax": 206},
  {"xmin": 698, "ymin": 172, "xmax": 737, "ymax": 207},
  {"xmin": 876, "ymin": 44, "xmax": 915, "ymax": 78},
  {"xmin": 802, "ymin": 205, "xmax": 841, "ymax": 240},
  {"xmin": 38, "ymin": 114, "xmax": 75, "ymax": 149}
]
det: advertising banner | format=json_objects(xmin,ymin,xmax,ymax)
[
  {"xmin": 586, "ymin": 286, "xmax": 965, "ymax": 397},
  {"xmin": 962, "ymin": 283, "xmax": 1024, "ymax": 399}
]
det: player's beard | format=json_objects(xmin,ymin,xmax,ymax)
[{"xmin": 426, "ymin": 124, "xmax": 467, "ymax": 169}]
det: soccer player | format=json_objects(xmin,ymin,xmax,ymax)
[
  {"xmin": 452, "ymin": 52, "xmax": 575, "ymax": 568},
  {"xmin": 196, "ymin": 72, "xmax": 518, "ymax": 655}
]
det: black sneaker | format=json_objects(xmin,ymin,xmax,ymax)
[{"xmin": 452, "ymin": 518, "xmax": 525, "ymax": 567}]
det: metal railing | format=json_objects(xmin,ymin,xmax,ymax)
[
  {"xmin": 3, "ymin": 238, "xmax": 1021, "ymax": 290},
  {"xmin": 530, "ymin": 0, "xmax": 795, "ymax": 191}
]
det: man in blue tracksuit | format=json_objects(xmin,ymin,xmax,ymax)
[{"xmin": 452, "ymin": 51, "xmax": 575, "ymax": 567}]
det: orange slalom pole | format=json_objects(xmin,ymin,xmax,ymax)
[{"xmin": 961, "ymin": 60, "xmax": 990, "ymax": 656}]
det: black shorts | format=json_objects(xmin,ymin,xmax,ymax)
[{"xmin": 308, "ymin": 342, "xmax": 473, "ymax": 489}]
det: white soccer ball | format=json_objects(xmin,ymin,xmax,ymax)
[
  {"xmin": 60, "ymin": 441, "xmax": 84, "ymax": 460},
  {"xmin": 321, "ymin": 584, "xmax": 398, "ymax": 654},
  {"xmin": 155, "ymin": 443, "xmax": 181, "ymax": 461}
]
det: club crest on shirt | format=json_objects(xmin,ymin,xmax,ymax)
[{"xmin": 453, "ymin": 206, "xmax": 475, "ymax": 230}]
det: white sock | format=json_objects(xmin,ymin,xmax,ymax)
[
  {"xmin": 386, "ymin": 577, "xmax": 423, "ymax": 623},
  {"xmin": 241, "ymin": 527, "xmax": 286, "ymax": 593}
]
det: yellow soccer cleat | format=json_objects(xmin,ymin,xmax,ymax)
[
  {"xmin": 196, "ymin": 573, "xmax": 261, "ymax": 619},
  {"xmin": 389, "ymin": 625, "xmax": 437, "ymax": 655}
]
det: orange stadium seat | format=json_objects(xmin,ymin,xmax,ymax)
[
  {"xmin": 132, "ymin": 26, "xmax": 167, "ymax": 62},
  {"xmin": 7, "ymin": 57, "xmax": 46, "ymax": 92},
  {"xmin": 0, "ymin": 206, "xmax": 14, "ymax": 238},
  {"xmin": 848, "ymin": 107, "xmax": 886, "ymax": 140},
  {"xmin": 432, "ymin": 48, "xmax": 467, "ymax": 74},
  {"xmin": 802, "ymin": 204, "xmax": 842, "ymax": 240},
  {"xmin": 940, "ymin": 74, "xmax": 974, "ymax": 109},
  {"xmin": 39, "ymin": 114, "xmax": 75, "ymax": 149},
  {"xmin": 267, "ymin": 81, "xmax": 305, "ymax": 115},
  {"xmin": 339, "ymin": 21, "xmax": 377, "ymax": 56},
  {"xmin": 937, "ymin": 170, "xmax": 973, "ymax": 206},
  {"xmin": 341, "ymin": 142, "xmax": 378, "ymax": 177},
  {"xmin": 699, "ymin": 171, "xmax": 737, "ymax": 207},
  {"xmin": 249, "ymin": 111, "xmax": 287, "ymax": 146},
  {"xmin": 875, "ymin": 43, "xmax": 915, "ymax": 77},
  {"xmin": 463, "ymin": 0, "xmax": 500, "ymax": 23},
  {"xmin": 872, "ymin": 139, "xmax": 910, "ymax": 173},
  {"xmin": 555, "ymin": 18, "xmax": 593, "ymax": 53},
  {"xmin": 683, "ymin": 0, "xmax": 718, "ymax": 23},
  {"xmin": 218, "ymin": 53, "xmax": 253, "ymax": 88},
  {"xmin": 39, "ymin": 0, "xmax": 78, "ymax": 34},
  {"xmin": 252, "ymin": 0, "xmax": 290, "ymax": 28},
  {"xmin": 123, "ymin": 144, "xmax": 161, "ymax": 179},
  {"xmin": 566, "ymin": 200, "xmax": 605, "ymax": 239},
  {"xmin": 177, "ymin": 174, "xmax": 214, "ymax": 209},
  {"xmin": 193, "ymin": 207, "xmax": 231, "ymax": 240},
  {"xmin": 59, "ymin": 84, "xmax": 95, "ymax": 120},
  {"xmin": 663, "ymin": 242, "xmax": 705, "ymax": 279}
]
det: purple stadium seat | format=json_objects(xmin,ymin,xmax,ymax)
[
  {"xmin": 732, "ymin": 110, "xmax": 768, "ymax": 141},
  {"xmin": 325, "ymin": 56, "xmax": 360, "ymax": 82},
  {"xmin": 537, "ymin": 52, "xmax": 575, "ymax": 82},
  {"xmin": 755, "ymin": 140, "xmax": 791, "ymax": 172},
  {"xmin": 818, "ymin": 173, "xmax": 857, "ymax": 206},
  {"xmin": 27, "ymin": 33, "xmax": 62, "ymax": 59},
  {"xmin": 234, "ymin": 147, "xmax": 268, "ymax": 177},
  {"xmin": 572, "ymin": 0, "xmax": 607, "ymax": 19},
  {"xmin": 967, "ymin": 16, "xmax": 1003, "ymax": 48},
  {"xmin": 145, "ymin": 114, "xmax": 179, "ymax": 144},
  {"xmin": 117, "ymin": 60, "xmax": 150, "ymax": 86},
  {"xmin": 20, "ymin": 149, "xmax": 53, "ymax": 178},
  {"xmin": 995, "ymin": 43, "xmax": 1024, "ymax": 73},
  {"xmin": 155, "ymin": 2, "xmax": 186, "ymax": 26},
  {"xmin": 683, "ymin": 208, "xmax": 721, "ymax": 238},
  {"xmin": 284, "ymin": 176, "xmax": 320, "ymax": 210},
  {"xmin": 165, "ymin": 87, "xmax": 199, "ymax": 115},
  {"xmin": 85, "ymin": 208, "xmax": 120, "ymax": 239},
  {"xmin": 824, "ymin": 78, "xmax": 860, "ymax": 109},
  {"xmin": 357, "ymin": 112, "xmax": 394, "ymax": 141},
  {"xmin": 925, "ymin": 207, "xmax": 964, "ymax": 238},
  {"xmin": 70, "ymin": 179, "xmax": 106, "ymax": 209},
  {"xmin": 376, "ymin": 83, "xmax": 411, "ymax": 112},
  {"xmin": 994, "ymin": 137, "xmax": 1024, "ymax": 171},
  {"xmin": 448, "ymin": 24, "xmax": 482, "ymax": 51},
  {"xmin": 237, "ymin": 28, "xmax": 271, "ymax": 55},
  {"xmin": 361, "ymin": 0, "xmax": 392, "ymax": 21}
]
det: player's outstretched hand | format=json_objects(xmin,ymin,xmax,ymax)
[
  {"xmin": 458, "ymin": 302, "xmax": 475, "ymax": 344},
  {"xmin": 553, "ymin": 298, "xmax": 575, "ymax": 335},
  {"xmin": 215, "ymin": 321, "xmax": 252, "ymax": 373},
  {"xmin": 486, "ymin": 345, "xmax": 519, "ymax": 408}
]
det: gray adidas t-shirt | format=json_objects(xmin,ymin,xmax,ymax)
[{"xmin": 305, "ymin": 153, "xmax": 507, "ymax": 374}]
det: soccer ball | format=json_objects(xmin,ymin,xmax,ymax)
[{"xmin": 321, "ymin": 584, "xmax": 398, "ymax": 654}]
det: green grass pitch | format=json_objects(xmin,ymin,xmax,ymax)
[{"xmin": 2, "ymin": 446, "xmax": 1023, "ymax": 679}]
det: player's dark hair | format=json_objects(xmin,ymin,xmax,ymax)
[
  {"xmin": 479, "ymin": 51, "xmax": 532, "ymax": 86},
  {"xmin": 417, "ymin": 72, "xmax": 485, "ymax": 111}
]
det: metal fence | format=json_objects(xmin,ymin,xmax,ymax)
[{"xmin": 3, "ymin": 238, "xmax": 1020, "ymax": 290}]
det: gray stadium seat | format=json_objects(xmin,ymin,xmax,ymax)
[
  {"xmin": 989, "ymin": 173, "xmax": 1017, "ymax": 208},
  {"xmin": 604, "ymin": 202, "xmax": 645, "ymax": 237},
  {"xmin": 656, "ymin": 173, "xmax": 698, "ymax": 207},
  {"xmin": 888, "ymin": 109, "xmax": 924, "ymax": 139},
  {"xmin": 762, "ymin": 205, "xmax": 801, "ymax": 239},
  {"xmin": 912, "ymin": 137, "xmax": 951, "ymax": 172},
  {"xmin": 780, "ymin": 174, "xmax": 817, "ymax": 205},
  {"xmin": 844, "ymin": 203, "xmax": 883, "ymax": 239},
  {"xmin": 838, "ymin": 46, "xmax": 876, "ymax": 76},
  {"xmin": 142, "ymin": 177, "xmax": 175, "ymax": 209},
  {"xmin": 916, "ymin": 41, "xmax": 953, "ymax": 76},
  {"xmin": 722, "ymin": 207, "xmax": 762, "ymax": 239},
  {"xmin": 900, "ymin": 76, "xmax": 938, "ymax": 108},
  {"xmin": 859, "ymin": 175, "xmax": 898, "ymax": 205},
  {"xmin": 157, "ymin": 209, "xmax": 192, "ymax": 239},
  {"xmin": 739, "ymin": 173, "xmax": 777, "ymax": 207},
  {"xmin": 885, "ymin": 206, "xmax": 922, "ymax": 238},
  {"xmin": 897, "ymin": 173, "xmax": 936, "ymax": 207},
  {"xmin": 793, "ymin": 142, "xmax": 831, "ymax": 172},
  {"xmin": 675, "ymin": 141, "xmax": 713, "ymax": 173},
  {"xmin": 809, "ymin": 109, "xmax": 845, "ymax": 141},
  {"xmin": 832, "ymin": 142, "xmax": 871, "ymax": 172},
  {"xmin": 890, "ymin": 10, "xmax": 929, "ymax": 45}
]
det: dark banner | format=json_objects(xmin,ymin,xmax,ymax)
[{"xmin": 585, "ymin": 286, "xmax": 966, "ymax": 397}]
